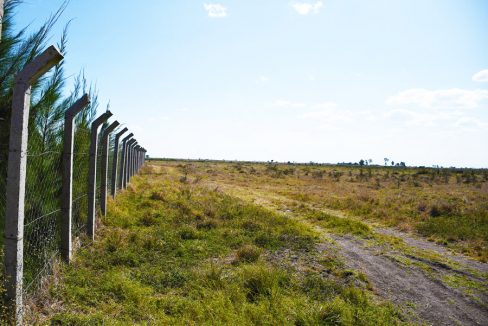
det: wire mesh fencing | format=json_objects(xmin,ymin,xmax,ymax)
[
  {"xmin": 0, "ymin": 35, "xmax": 146, "ymax": 324},
  {"xmin": 23, "ymin": 146, "xmax": 63, "ymax": 295},
  {"xmin": 0, "ymin": 143, "xmax": 7, "ymax": 287},
  {"xmin": 107, "ymin": 135, "xmax": 115, "ymax": 197},
  {"xmin": 1, "ymin": 117, "xmax": 146, "ymax": 321},
  {"xmin": 1, "ymin": 103, "xmax": 146, "ymax": 324},
  {"xmin": 72, "ymin": 127, "xmax": 91, "ymax": 238},
  {"xmin": 2, "ymin": 119, "xmax": 128, "ymax": 300}
]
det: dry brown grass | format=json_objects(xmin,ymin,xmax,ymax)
[{"xmin": 152, "ymin": 160, "xmax": 488, "ymax": 261}]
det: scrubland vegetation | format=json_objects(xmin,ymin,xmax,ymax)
[
  {"xmin": 28, "ymin": 160, "xmax": 488, "ymax": 325},
  {"xmin": 181, "ymin": 160, "xmax": 488, "ymax": 261},
  {"xmin": 33, "ymin": 163, "xmax": 405, "ymax": 325}
]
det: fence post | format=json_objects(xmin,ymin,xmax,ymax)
[
  {"xmin": 119, "ymin": 134, "xmax": 133, "ymax": 190},
  {"xmin": 133, "ymin": 145, "xmax": 140, "ymax": 176},
  {"xmin": 143, "ymin": 149, "xmax": 146, "ymax": 167},
  {"xmin": 139, "ymin": 148, "xmax": 144, "ymax": 171},
  {"xmin": 0, "ymin": 0, "xmax": 4, "ymax": 42},
  {"xmin": 137, "ymin": 148, "xmax": 141, "ymax": 172},
  {"xmin": 131, "ymin": 141, "xmax": 137, "ymax": 179},
  {"xmin": 138, "ymin": 147, "xmax": 142, "ymax": 171},
  {"xmin": 125, "ymin": 139, "xmax": 136, "ymax": 187},
  {"xmin": 126, "ymin": 141, "xmax": 134, "ymax": 183},
  {"xmin": 87, "ymin": 112, "xmax": 112, "ymax": 240},
  {"xmin": 111, "ymin": 128, "xmax": 128, "ymax": 198},
  {"xmin": 131, "ymin": 142, "xmax": 138, "ymax": 180},
  {"xmin": 100, "ymin": 121, "xmax": 120, "ymax": 216},
  {"xmin": 61, "ymin": 94, "xmax": 90, "ymax": 263},
  {"xmin": 4, "ymin": 46, "xmax": 63, "ymax": 325},
  {"xmin": 138, "ymin": 149, "xmax": 142, "ymax": 172}
]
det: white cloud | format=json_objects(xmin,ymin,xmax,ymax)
[
  {"xmin": 273, "ymin": 100, "xmax": 306, "ymax": 108},
  {"xmin": 311, "ymin": 102, "xmax": 338, "ymax": 110},
  {"xmin": 385, "ymin": 109, "xmax": 442, "ymax": 127},
  {"xmin": 204, "ymin": 3, "xmax": 227, "ymax": 18},
  {"xmin": 472, "ymin": 69, "xmax": 488, "ymax": 83},
  {"xmin": 455, "ymin": 116, "xmax": 488, "ymax": 129},
  {"xmin": 302, "ymin": 106, "xmax": 352, "ymax": 123},
  {"xmin": 258, "ymin": 75, "xmax": 270, "ymax": 83},
  {"xmin": 384, "ymin": 105, "xmax": 488, "ymax": 130},
  {"xmin": 305, "ymin": 73, "xmax": 316, "ymax": 81},
  {"xmin": 291, "ymin": 1, "xmax": 323, "ymax": 15},
  {"xmin": 300, "ymin": 104, "xmax": 378, "ymax": 130},
  {"xmin": 386, "ymin": 88, "xmax": 488, "ymax": 109}
]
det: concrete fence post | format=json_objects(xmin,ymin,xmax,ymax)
[
  {"xmin": 133, "ymin": 145, "xmax": 140, "ymax": 177},
  {"xmin": 138, "ymin": 149, "xmax": 143, "ymax": 171},
  {"xmin": 125, "ymin": 139, "xmax": 136, "ymax": 187},
  {"xmin": 111, "ymin": 128, "xmax": 128, "ymax": 198},
  {"xmin": 138, "ymin": 147, "xmax": 142, "ymax": 171},
  {"xmin": 137, "ymin": 147, "xmax": 142, "ymax": 172},
  {"xmin": 100, "ymin": 121, "xmax": 119, "ymax": 216},
  {"xmin": 119, "ymin": 134, "xmax": 133, "ymax": 190},
  {"xmin": 131, "ymin": 142, "xmax": 138, "ymax": 179},
  {"xmin": 61, "ymin": 94, "xmax": 90, "ymax": 263},
  {"xmin": 0, "ymin": 0, "xmax": 4, "ymax": 42},
  {"xmin": 87, "ymin": 112, "xmax": 112, "ymax": 240},
  {"xmin": 127, "ymin": 141, "xmax": 135, "ymax": 183},
  {"xmin": 139, "ymin": 149, "xmax": 142, "ymax": 170},
  {"xmin": 134, "ymin": 148, "xmax": 138, "ymax": 173},
  {"xmin": 140, "ymin": 148, "xmax": 144, "ymax": 171},
  {"xmin": 4, "ymin": 45, "xmax": 63, "ymax": 324}
]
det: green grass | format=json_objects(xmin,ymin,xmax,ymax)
[
  {"xmin": 307, "ymin": 212, "xmax": 372, "ymax": 238},
  {"xmin": 170, "ymin": 160, "xmax": 488, "ymax": 261},
  {"xmin": 37, "ymin": 167, "xmax": 405, "ymax": 325}
]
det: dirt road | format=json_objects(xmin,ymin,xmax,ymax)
[{"xmin": 206, "ymin": 180, "xmax": 488, "ymax": 325}]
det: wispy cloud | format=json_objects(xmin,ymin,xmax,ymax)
[
  {"xmin": 300, "ymin": 103, "xmax": 379, "ymax": 130},
  {"xmin": 311, "ymin": 102, "xmax": 338, "ymax": 110},
  {"xmin": 291, "ymin": 1, "xmax": 323, "ymax": 15},
  {"xmin": 472, "ymin": 69, "xmax": 488, "ymax": 83},
  {"xmin": 273, "ymin": 100, "xmax": 306, "ymax": 108},
  {"xmin": 204, "ymin": 3, "xmax": 228, "ymax": 18},
  {"xmin": 258, "ymin": 75, "xmax": 270, "ymax": 84},
  {"xmin": 386, "ymin": 88, "xmax": 488, "ymax": 109},
  {"xmin": 385, "ymin": 85, "xmax": 488, "ymax": 130},
  {"xmin": 302, "ymin": 106, "xmax": 352, "ymax": 125},
  {"xmin": 384, "ymin": 107, "xmax": 488, "ymax": 130},
  {"xmin": 454, "ymin": 116, "xmax": 488, "ymax": 129},
  {"xmin": 305, "ymin": 73, "xmax": 316, "ymax": 81}
]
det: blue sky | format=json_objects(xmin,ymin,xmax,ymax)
[{"xmin": 13, "ymin": 0, "xmax": 488, "ymax": 167}]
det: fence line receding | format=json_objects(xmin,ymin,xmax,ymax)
[{"xmin": 0, "ymin": 44, "xmax": 148, "ymax": 325}]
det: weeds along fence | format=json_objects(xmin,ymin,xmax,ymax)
[{"xmin": 0, "ymin": 45, "xmax": 147, "ymax": 324}]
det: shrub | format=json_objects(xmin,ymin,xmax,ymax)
[
  {"xmin": 241, "ymin": 265, "xmax": 288, "ymax": 303},
  {"xmin": 196, "ymin": 219, "xmax": 218, "ymax": 230},
  {"xmin": 150, "ymin": 191, "xmax": 165, "ymax": 201},
  {"xmin": 429, "ymin": 201, "xmax": 454, "ymax": 217},
  {"xmin": 235, "ymin": 245, "xmax": 262, "ymax": 263},
  {"xmin": 178, "ymin": 227, "xmax": 200, "ymax": 240}
]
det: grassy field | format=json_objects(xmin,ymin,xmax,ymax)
[
  {"xmin": 175, "ymin": 160, "xmax": 488, "ymax": 261},
  {"xmin": 27, "ymin": 160, "xmax": 488, "ymax": 324},
  {"xmin": 31, "ymin": 162, "xmax": 406, "ymax": 325}
]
